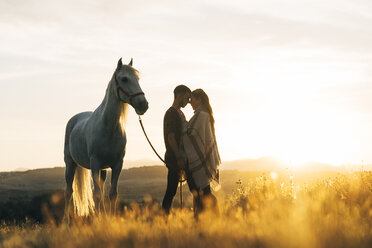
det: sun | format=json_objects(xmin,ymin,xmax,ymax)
[
  {"xmin": 213, "ymin": 53, "xmax": 360, "ymax": 167},
  {"xmin": 215, "ymin": 87, "xmax": 352, "ymax": 168}
]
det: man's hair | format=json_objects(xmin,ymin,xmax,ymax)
[{"xmin": 173, "ymin": 85, "xmax": 191, "ymax": 98}]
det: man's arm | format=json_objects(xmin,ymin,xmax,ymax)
[{"xmin": 168, "ymin": 133, "xmax": 185, "ymax": 169}]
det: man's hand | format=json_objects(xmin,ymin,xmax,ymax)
[{"xmin": 177, "ymin": 157, "xmax": 185, "ymax": 170}]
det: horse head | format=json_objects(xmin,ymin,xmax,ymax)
[{"xmin": 114, "ymin": 58, "xmax": 148, "ymax": 115}]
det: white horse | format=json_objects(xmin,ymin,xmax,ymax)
[{"xmin": 64, "ymin": 58, "xmax": 148, "ymax": 219}]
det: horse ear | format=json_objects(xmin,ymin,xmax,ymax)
[
  {"xmin": 128, "ymin": 58, "xmax": 133, "ymax": 66},
  {"xmin": 117, "ymin": 58, "xmax": 123, "ymax": 70}
]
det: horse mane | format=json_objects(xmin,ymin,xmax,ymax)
[
  {"xmin": 119, "ymin": 102, "xmax": 129, "ymax": 133},
  {"xmin": 116, "ymin": 65, "xmax": 139, "ymax": 133}
]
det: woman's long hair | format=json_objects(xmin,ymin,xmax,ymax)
[
  {"xmin": 191, "ymin": 89, "xmax": 215, "ymax": 136},
  {"xmin": 192, "ymin": 88, "xmax": 221, "ymax": 163}
]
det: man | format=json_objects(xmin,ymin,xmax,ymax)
[{"xmin": 162, "ymin": 85, "xmax": 191, "ymax": 214}]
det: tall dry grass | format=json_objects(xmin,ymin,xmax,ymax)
[{"xmin": 1, "ymin": 171, "xmax": 372, "ymax": 248}]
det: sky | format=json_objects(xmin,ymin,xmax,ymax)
[{"xmin": 0, "ymin": 0, "xmax": 371, "ymax": 171}]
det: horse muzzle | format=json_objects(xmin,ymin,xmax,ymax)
[{"xmin": 133, "ymin": 97, "xmax": 149, "ymax": 115}]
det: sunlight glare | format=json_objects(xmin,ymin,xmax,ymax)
[
  {"xmin": 215, "ymin": 54, "xmax": 358, "ymax": 167},
  {"xmin": 270, "ymin": 171, "xmax": 278, "ymax": 180}
]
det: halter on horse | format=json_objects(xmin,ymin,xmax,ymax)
[{"xmin": 63, "ymin": 58, "xmax": 148, "ymax": 220}]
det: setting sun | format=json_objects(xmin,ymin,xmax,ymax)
[{"xmin": 213, "ymin": 54, "xmax": 363, "ymax": 167}]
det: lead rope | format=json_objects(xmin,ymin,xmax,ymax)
[{"xmin": 138, "ymin": 115, "xmax": 186, "ymax": 210}]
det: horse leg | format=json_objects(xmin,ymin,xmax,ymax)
[
  {"xmin": 99, "ymin": 169, "xmax": 107, "ymax": 214},
  {"xmin": 90, "ymin": 158, "xmax": 103, "ymax": 215},
  {"xmin": 109, "ymin": 162, "xmax": 123, "ymax": 215},
  {"xmin": 64, "ymin": 158, "xmax": 77, "ymax": 223}
]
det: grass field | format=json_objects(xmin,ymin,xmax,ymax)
[{"xmin": 1, "ymin": 170, "xmax": 371, "ymax": 248}]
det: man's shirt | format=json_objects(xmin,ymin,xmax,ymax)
[{"xmin": 163, "ymin": 107, "xmax": 185, "ymax": 169}]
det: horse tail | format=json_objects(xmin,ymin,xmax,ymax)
[{"xmin": 72, "ymin": 165, "xmax": 95, "ymax": 216}]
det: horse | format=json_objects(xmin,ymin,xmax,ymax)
[{"xmin": 63, "ymin": 58, "xmax": 148, "ymax": 220}]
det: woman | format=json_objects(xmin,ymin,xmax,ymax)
[{"xmin": 181, "ymin": 89, "xmax": 221, "ymax": 215}]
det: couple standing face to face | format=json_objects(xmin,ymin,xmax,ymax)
[
  {"xmin": 177, "ymin": 90, "xmax": 201, "ymax": 110},
  {"xmin": 162, "ymin": 85, "xmax": 218, "ymax": 215}
]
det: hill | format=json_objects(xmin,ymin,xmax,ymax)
[
  {"xmin": 0, "ymin": 165, "xmax": 343, "ymax": 203},
  {"xmin": 0, "ymin": 165, "xmax": 346, "ymax": 222},
  {"xmin": 0, "ymin": 166, "xmax": 168, "ymax": 203}
]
